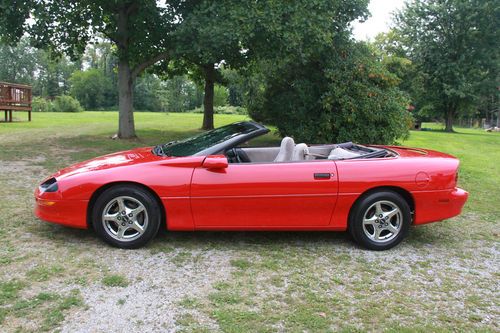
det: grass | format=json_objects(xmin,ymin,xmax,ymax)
[
  {"xmin": 102, "ymin": 274, "xmax": 129, "ymax": 287},
  {"xmin": 0, "ymin": 111, "xmax": 499, "ymax": 332},
  {"xmin": 26, "ymin": 265, "xmax": 65, "ymax": 282},
  {"xmin": 403, "ymin": 123, "xmax": 500, "ymax": 219}
]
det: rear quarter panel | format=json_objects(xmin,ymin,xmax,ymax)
[{"xmin": 332, "ymin": 147, "xmax": 460, "ymax": 228}]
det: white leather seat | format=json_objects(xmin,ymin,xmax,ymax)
[
  {"xmin": 274, "ymin": 137, "xmax": 295, "ymax": 162},
  {"xmin": 292, "ymin": 143, "xmax": 309, "ymax": 161}
]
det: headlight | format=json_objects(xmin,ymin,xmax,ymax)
[{"xmin": 39, "ymin": 177, "xmax": 58, "ymax": 193}]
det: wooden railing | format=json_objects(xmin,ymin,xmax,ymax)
[{"xmin": 0, "ymin": 82, "xmax": 32, "ymax": 122}]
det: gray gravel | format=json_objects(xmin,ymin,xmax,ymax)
[{"xmin": 60, "ymin": 248, "xmax": 233, "ymax": 332}]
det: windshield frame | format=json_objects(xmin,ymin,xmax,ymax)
[{"xmin": 153, "ymin": 121, "xmax": 269, "ymax": 157}]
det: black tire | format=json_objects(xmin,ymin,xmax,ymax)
[
  {"xmin": 92, "ymin": 185, "xmax": 161, "ymax": 249},
  {"xmin": 349, "ymin": 191, "xmax": 411, "ymax": 251}
]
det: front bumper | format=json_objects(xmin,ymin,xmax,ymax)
[
  {"xmin": 34, "ymin": 188, "xmax": 88, "ymax": 229},
  {"xmin": 413, "ymin": 187, "xmax": 469, "ymax": 225}
]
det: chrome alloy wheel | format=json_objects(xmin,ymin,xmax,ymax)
[
  {"xmin": 102, "ymin": 196, "xmax": 149, "ymax": 242},
  {"xmin": 362, "ymin": 200, "xmax": 402, "ymax": 243}
]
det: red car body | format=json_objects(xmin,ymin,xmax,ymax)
[{"xmin": 35, "ymin": 141, "xmax": 468, "ymax": 232}]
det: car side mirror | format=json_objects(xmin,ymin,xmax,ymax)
[{"xmin": 202, "ymin": 155, "xmax": 228, "ymax": 169}]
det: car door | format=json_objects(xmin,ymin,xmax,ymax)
[{"xmin": 190, "ymin": 158, "xmax": 339, "ymax": 228}]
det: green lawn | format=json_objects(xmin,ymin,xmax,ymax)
[{"xmin": 0, "ymin": 112, "xmax": 499, "ymax": 332}]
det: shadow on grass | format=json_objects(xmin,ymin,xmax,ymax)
[{"xmin": 419, "ymin": 127, "xmax": 493, "ymax": 137}]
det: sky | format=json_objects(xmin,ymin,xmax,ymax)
[{"xmin": 352, "ymin": 0, "xmax": 406, "ymax": 41}]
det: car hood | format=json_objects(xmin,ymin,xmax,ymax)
[{"xmin": 53, "ymin": 147, "xmax": 159, "ymax": 179}]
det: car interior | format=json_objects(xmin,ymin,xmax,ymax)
[{"xmin": 225, "ymin": 137, "xmax": 393, "ymax": 163}]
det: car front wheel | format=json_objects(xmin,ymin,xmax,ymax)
[
  {"xmin": 92, "ymin": 185, "xmax": 161, "ymax": 249},
  {"xmin": 349, "ymin": 191, "xmax": 411, "ymax": 251}
]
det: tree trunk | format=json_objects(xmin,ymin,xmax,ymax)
[
  {"xmin": 117, "ymin": 59, "xmax": 136, "ymax": 138},
  {"xmin": 202, "ymin": 63, "xmax": 215, "ymax": 130},
  {"xmin": 444, "ymin": 105, "xmax": 455, "ymax": 132},
  {"xmin": 115, "ymin": 5, "xmax": 136, "ymax": 139},
  {"xmin": 497, "ymin": 108, "xmax": 500, "ymax": 128}
]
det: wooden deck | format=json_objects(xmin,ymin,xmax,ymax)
[{"xmin": 0, "ymin": 82, "xmax": 32, "ymax": 122}]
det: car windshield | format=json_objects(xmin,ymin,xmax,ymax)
[{"xmin": 153, "ymin": 122, "xmax": 259, "ymax": 157}]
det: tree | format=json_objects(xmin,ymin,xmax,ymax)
[
  {"xmin": 133, "ymin": 74, "xmax": 162, "ymax": 111},
  {"xmin": 0, "ymin": 37, "xmax": 80, "ymax": 97},
  {"xmin": 238, "ymin": 0, "xmax": 412, "ymax": 144},
  {"xmin": 371, "ymin": 31, "xmax": 426, "ymax": 124},
  {"xmin": 70, "ymin": 69, "xmax": 115, "ymax": 110},
  {"xmin": 33, "ymin": 50, "xmax": 81, "ymax": 98},
  {"xmin": 173, "ymin": 0, "xmax": 371, "ymax": 130},
  {"xmin": 395, "ymin": 0, "xmax": 500, "ymax": 132},
  {"xmin": 221, "ymin": 68, "xmax": 244, "ymax": 107},
  {"xmin": 250, "ymin": 42, "xmax": 411, "ymax": 144},
  {"xmin": 171, "ymin": 1, "xmax": 248, "ymax": 129},
  {"xmin": 0, "ymin": 0, "xmax": 182, "ymax": 138},
  {"xmin": 159, "ymin": 75, "xmax": 203, "ymax": 112},
  {"xmin": 0, "ymin": 38, "xmax": 38, "ymax": 84},
  {"xmin": 84, "ymin": 42, "xmax": 118, "ymax": 84}
]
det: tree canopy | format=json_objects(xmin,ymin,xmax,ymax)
[
  {"xmin": 395, "ymin": 0, "xmax": 499, "ymax": 131},
  {"xmin": 5, "ymin": 0, "xmax": 495, "ymax": 143},
  {"xmin": 1, "ymin": 0, "xmax": 180, "ymax": 138}
]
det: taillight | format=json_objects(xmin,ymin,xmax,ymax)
[{"xmin": 39, "ymin": 177, "xmax": 58, "ymax": 193}]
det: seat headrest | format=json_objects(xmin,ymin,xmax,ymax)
[
  {"xmin": 292, "ymin": 143, "xmax": 308, "ymax": 161},
  {"xmin": 274, "ymin": 137, "xmax": 295, "ymax": 162},
  {"xmin": 280, "ymin": 136, "xmax": 295, "ymax": 148}
]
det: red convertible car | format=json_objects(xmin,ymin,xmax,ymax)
[{"xmin": 34, "ymin": 121, "xmax": 468, "ymax": 250}]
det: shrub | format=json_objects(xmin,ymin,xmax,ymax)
[
  {"xmin": 191, "ymin": 106, "xmax": 247, "ymax": 115},
  {"xmin": 249, "ymin": 43, "xmax": 412, "ymax": 144},
  {"xmin": 51, "ymin": 95, "xmax": 83, "ymax": 113},
  {"xmin": 31, "ymin": 97, "xmax": 51, "ymax": 112}
]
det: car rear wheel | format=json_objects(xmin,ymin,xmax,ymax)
[
  {"xmin": 349, "ymin": 191, "xmax": 411, "ymax": 251},
  {"xmin": 92, "ymin": 185, "xmax": 161, "ymax": 249}
]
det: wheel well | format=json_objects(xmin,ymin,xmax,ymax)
[
  {"xmin": 348, "ymin": 186, "xmax": 415, "ymax": 227},
  {"xmin": 86, "ymin": 181, "xmax": 166, "ymax": 230}
]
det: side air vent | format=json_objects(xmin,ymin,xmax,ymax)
[{"xmin": 39, "ymin": 177, "xmax": 58, "ymax": 193}]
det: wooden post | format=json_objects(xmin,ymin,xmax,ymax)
[{"xmin": 28, "ymin": 88, "xmax": 32, "ymax": 121}]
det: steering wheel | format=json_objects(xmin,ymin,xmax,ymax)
[
  {"xmin": 227, "ymin": 148, "xmax": 251, "ymax": 163},
  {"xmin": 226, "ymin": 148, "xmax": 242, "ymax": 163}
]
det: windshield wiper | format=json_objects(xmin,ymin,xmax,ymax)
[{"xmin": 164, "ymin": 140, "xmax": 178, "ymax": 147}]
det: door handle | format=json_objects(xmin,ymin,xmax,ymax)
[{"xmin": 314, "ymin": 173, "xmax": 332, "ymax": 180}]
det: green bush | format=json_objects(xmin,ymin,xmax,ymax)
[
  {"xmin": 191, "ymin": 106, "xmax": 247, "ymax": 115},
  {"xmin": 51, "ymin": 95, "xmax": 83, "ymax": 113},
  {"xmin": 249, "ymin": 43, "xmax": 411, "ymax": 144},
  {"xmin": 31, "ymin": 97, "xmax": 51, "ymax": 112}
]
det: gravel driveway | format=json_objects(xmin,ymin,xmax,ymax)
[{"xmin": 1, "ymin": 154, "xmax": 498, "ymax": 332}]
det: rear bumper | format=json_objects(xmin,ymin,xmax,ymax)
[
  {"xmin": 34, "ymin": 189, "xmax": 88, "ymax": 229},
  {"xmin": 413, "ymin": 187, "xmax": 468, "ymax": 225}
]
